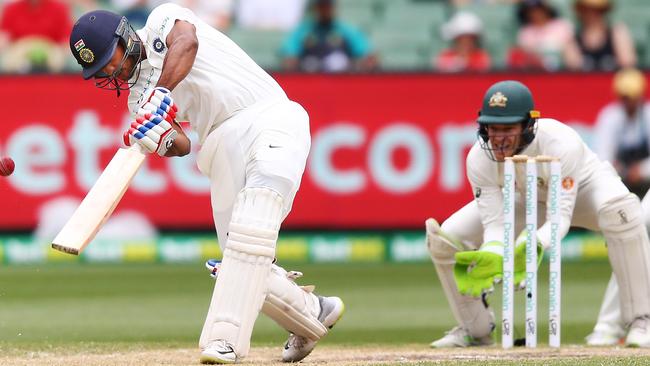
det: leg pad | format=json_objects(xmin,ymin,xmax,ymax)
[{"xmin": 199, "ymin": 188, "xmax": 284, "ymax": 357}]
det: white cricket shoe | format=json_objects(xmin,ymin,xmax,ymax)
[
  {"xmin": 430, "ymin": 326, "xmax": 494, "ymax": 348},
  {"xmin": 626, "ymin": 316, "xmax": 650, "ymax": 348},
  {"xmin": 281, "ymin": 296, "xmax": 345, "ymax": 363},
  {"xmin": 200, "ymin": 340, "xmax": 238, "ymax": 364},
  {"xmin": 585, "ymin": 329, "xmax": 625, "ymax": 346}
]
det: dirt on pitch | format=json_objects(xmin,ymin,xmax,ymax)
[{"xmin": 2, "ymin": 345, "xmax": 650, "ymax": 366}]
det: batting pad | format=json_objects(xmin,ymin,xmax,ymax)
[
  {"xmin": 426, "ymin": 219, "xmax": 494, "ymax": 337},
  {"xmin": 599, "ymin": 194, "xmax": 650, "ymax": 324},
  {"xmin": 200, "ymin": 187, "xmax": 283, "ymax": 357},
  {"xmin": 262, "ymin": 265, "xmax": 327, "ymax": 341}
]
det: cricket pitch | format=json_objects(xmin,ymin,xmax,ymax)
[{"xmin": 2, "ymin": 345, "xmax": 650, "ymax": 366}]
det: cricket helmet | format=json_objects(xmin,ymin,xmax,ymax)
[
  {"xmin": 69, "ymin": 10, "xmax": 143, "ymax": 95},
  {"xmin": 477, "ymin": 80, "xmax": 541, "ymax": 158}
]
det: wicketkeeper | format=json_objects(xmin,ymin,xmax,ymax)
[{"xmin": 426, "ymin": 80, "xmax": 650, "ymax": 348}]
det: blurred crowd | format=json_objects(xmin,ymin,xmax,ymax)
[{"xmin": 0, "ymin": 0, "xmax": 645, "ymax": 73}]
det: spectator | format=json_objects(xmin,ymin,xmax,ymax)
[
  {"xmin": 236, "ymin": 0, "xmax": 306, "ymax": 31},
  {"xmin": 507, "ymin": 0, "xmax": 573, "ymax": 71},
  {"xmin": 594, "ymin": 68, "xmax": 650, "ymax": 198},
  {"xmin": 0, "ymin": 0, "xmax": 73, "ymax": 73},
  {"xmin": 177, "ymin": 0, "xmax": 232, "ymax": 31},
  {"xmin": 109, "ymin": 0, "xmax": 151, "ymax": 28},
  {"xmin": 280, "ymin": 0, "xmax": 378, "ymax": 73},
  {"xmin": 564, "ymin": 0, "xmax": 636, "ymax": 71},
  {"xmin": 110, "ymin": 0, "xmax": 232, "ymax": 31},
  {"xmin": 434, "ymin": 11, "xmax": 491, "ymax": 72},
  {"xmin": 451, "ymin": 0, "xmax": 518, "ymax": 5},
  {"xmin": 66, "ymin": 0, "xmax": 98, "ymax": 14}
]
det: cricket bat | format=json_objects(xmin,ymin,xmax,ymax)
[{"xmin": 51, "ymin": 145, "xmax": 146, "ymax": 255}]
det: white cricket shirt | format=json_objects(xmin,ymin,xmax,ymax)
[
  {"xmin": 466, "ymin": 118, "xmax": 602, "ymax": 248},
  {"xmin": 127, "ymin": 3, "xmax": 288, "ymax": 143}
]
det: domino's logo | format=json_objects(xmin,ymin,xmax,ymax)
[{"xmin": 153, "ymin": 38, "xmax": 166, "ymax": 53}]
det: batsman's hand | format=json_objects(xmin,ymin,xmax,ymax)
[
  {"xmin": 123, "ymin": 113, "xmax": 178, "ymax": 156},
  {"xmin": 454, "ymin": 241, "xmax": 504, "ymax": 297},
  {"xmin": 513, "ymin": 230, "xmax": 544, "ymax": 289},
  {"xmin": 206, "ymin": 259, "xmax": 221, "ymax": 279},
  {"xmin": 138, "ymin": 87, "xmax": 178, "ymax": 123}
]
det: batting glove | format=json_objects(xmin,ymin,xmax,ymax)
[
  {"xmin": 138, "ymin": 87, "xmax": 178, "ymax": 122},
  {"xmin": 206, "ymin": 259, "xmax": 221, "ymax": 279},
  {"xmin": 123, "ymin": 113, "xmax": 178, "ymax": 156}
]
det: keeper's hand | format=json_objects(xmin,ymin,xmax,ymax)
[
  {"xmin": 513, "ymin": 230, "xmax": 544, "ymax": 289},
  {"xmin": 454, "ymin": 241, "xmax": 504, "ymax": 297},
  {"xmin": 454, "ymin": 231, "xmax": 545, "ymax": 298},
  {"xmin": 123, "ymin": 113, "xmax": 178, "ymax": 156}
]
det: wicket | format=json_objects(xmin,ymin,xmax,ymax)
[{"xmin": 502, "ymin": 154, "xmax": 562, "ymax": 349}]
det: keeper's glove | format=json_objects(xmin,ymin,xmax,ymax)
[
  {"xmin": 454, "ymin": 230, "xmax": 543, "ymax": 298},
  {"xmin": 513, "ymin": 230, "xmax": 544, "ymax": 288},
  {"xmin": 454, "ymin": 241, "xmax": 504, "ymax": 297}
]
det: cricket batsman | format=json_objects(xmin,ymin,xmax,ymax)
[
  {"xmin": 426, "ymin": 80, "xmax": 650, "ymax": 348},
  {"xmin": 68, "ymin": 4, "xmax": 344, "ymax": 364}
]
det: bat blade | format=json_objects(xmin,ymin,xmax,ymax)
[{"xmin": 51, "ymin": 145, "xmax": 146, "ymax": 255}]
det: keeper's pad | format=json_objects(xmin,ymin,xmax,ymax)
[
  {"xmin": 426, "ymin": 219, "xmax": 495, "ymax": 337},
  {"xmin": 199, "ymin": 188, "xmax": 283, "ymax": 356},
  {"xmin": 261, "ymin": 265, "xmax": 327, "ymax": 341},
  {"xmin": 598, "ymin": 193, "xmax": 650, "ymax": 324}
]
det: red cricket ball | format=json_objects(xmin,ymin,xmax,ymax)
[{"xmin": 0, "ymin": 157, "xmax": 15, "ymax": 177}]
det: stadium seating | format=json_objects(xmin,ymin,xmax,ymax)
[
  {"xmin": 73, "ymin": 0, "xmax": 650, "ymax": 71},
  {"xmin": 452, "ymin": 3, "xmax": 517, "ymax": 70},
  {"xmin": 227, "ymin": 28, "xmax": 286, "ymax": 70}
]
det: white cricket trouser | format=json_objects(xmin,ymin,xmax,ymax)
[
  {"xmin": 196, "ymin": 98, "xmax": 322, "ymax": 354},
  {"xmin": 590, "ymin": 190, "xmax": 650, "ymax": 337},
  {"xmin": 197, "ymin": 98, "xmax": 311, "ymax": 249}
]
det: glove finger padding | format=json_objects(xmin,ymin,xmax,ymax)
[
  {"xmin": 140, "ymin": 101, "xmax": 176, "ymax": 122},
  {"xmin": 139, "ymin": 87, "xmax": 178, "ymax": 121},
  {"xmin": 132, "ymin": 120, "xmax": 161, "ymax": 143},
  {"xmin": 454, "ymin": 262, "xmax": 497, "ymax": 297},
  {"xmin": 124, "ymin": 123, "xmax": 158, "ymax": 153},
  {"xmin": 123, "ymin": 116, "xmax": 178, "ymax": 156},
  {"xmin": 147, "ymin": 89, "xmax": 177, "ymax": 110},
  {"xmin": 139, "ymin": 114, "xmax": 173, "ymax": 133},
  {"xmin": 150, "ymin": 93, "xmax": 178, "ymax": 114},
  {"xmin": 455, "ymin": 251, "xmax": 503, "ymax": 278}
]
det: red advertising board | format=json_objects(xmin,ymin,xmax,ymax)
[{"xmin": 0, "ymin": 73, "xmax": 631, "ymax": 230}]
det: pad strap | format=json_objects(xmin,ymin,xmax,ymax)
[{"xmin": 262, "ymin": 265, "xmax": 327, "ymax": 341}]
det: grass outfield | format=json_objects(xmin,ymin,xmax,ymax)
[{"xmin": 1, "ymin": 261, "xmax": 639, "ymax": 364}]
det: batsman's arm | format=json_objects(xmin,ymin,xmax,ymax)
[
  {"xmin": 157, "ymin": 20, "xmax": 199, "ymax": 91},
  {"xmin": 165, "ymin": 120, "xmax": 191, "ymax": 157}
]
